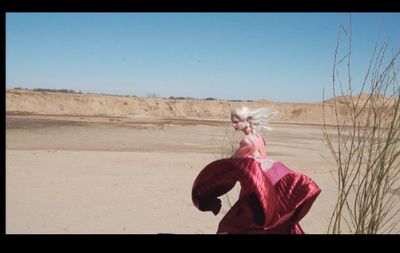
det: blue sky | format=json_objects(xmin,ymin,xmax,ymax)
[{"xmin": 6, "ymin": 13, "xmax": 400, "ymax": 103}]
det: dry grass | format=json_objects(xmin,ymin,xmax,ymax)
[{"xmin": 323, "ymin": 16, "xmax": 400, "ymax": 234}]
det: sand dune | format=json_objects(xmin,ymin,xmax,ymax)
[
  {"xmin": 9, "ymin": 88, "xmax": 397, "ymax": 127},
  {"xmin": 6, "ymin": 88, "xmax": 340, "ymax": 125}
]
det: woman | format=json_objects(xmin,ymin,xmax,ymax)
[{"xmin": 191, "ymin": 106, "xmax": 321, "ymax": 234}]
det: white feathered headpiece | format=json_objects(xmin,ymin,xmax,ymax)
[{"xmin": 231, "ymin": 106, "xmax": 279, "ymax": 132}]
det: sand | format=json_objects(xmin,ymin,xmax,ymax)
[
  {"xmin": 6, "ymin": 114, "xmax": 338, "ymax": 234},
  {"xmin": 5, "ymin": 89, "xmax": 399, "ymax": 234}
]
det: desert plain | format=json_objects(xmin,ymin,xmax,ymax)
[{"xmin": 6, "ymin": 89, "xmax": 399, "ymax": 234}]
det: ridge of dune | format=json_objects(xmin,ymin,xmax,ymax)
[{"xmin": 6, "ymin": 88, "xmax": 397, "ymax": 126}]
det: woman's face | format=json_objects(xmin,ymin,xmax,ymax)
[{"xmin": 231, "ymin": 114, "xmax": 246, "ymax": 131}]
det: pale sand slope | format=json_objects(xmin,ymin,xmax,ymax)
[
  {"xmin": 5, "ymin": 88, "xmax": 355, "ymax": 126},
  {"xmin": 6, "ymin": 118, "xmax": 342, "ymax": 234}
]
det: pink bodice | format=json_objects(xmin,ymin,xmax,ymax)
[
  {"xmin": 232, "ymin": 134, "xmax": 268, "ymax": 197},
  {"xmin": 232, "ymin": 134, "xmax": 267, "ymax": 159}
]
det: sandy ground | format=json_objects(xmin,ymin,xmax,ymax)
[{"xmin": 5, "ymin": 115, "xmax": 398, "ymax": 234}]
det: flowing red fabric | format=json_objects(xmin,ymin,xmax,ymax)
[{"xmin": 191, "ymin": 158, "xmax": 321, "ymax": 234}]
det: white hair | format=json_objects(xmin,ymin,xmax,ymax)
[{"xmin": 231, "ymin": 106, "xmax": 279, "ymax": 133}]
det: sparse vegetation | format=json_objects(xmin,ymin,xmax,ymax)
[
  {"xmin": 213, "ymin": 125, "xmax": 241, "ymax": 211},
  {"xmin": 228, "ymin": 99, "xmax": 254, "ymax": 102},
  {"xmin": 168, "ymin": 96, "xmax": 196, "ymax": 100},
  {"xmin": 147, "ymin": 93, "xmax": 160, "ymax": 98},
  {"xmin": 32, "ymin": 88, "xmax": 82, "ymax": 94},
  {"xmin": 9, "ymin": 87, "xmax": 261, "ymax": 103},
  {"xmin": 323, "ymin": 17, "xmax": 400, "ymax": 234},
  {"xmin": 9, "ymin": 87, "xmax": 138, "ymax": 97}
]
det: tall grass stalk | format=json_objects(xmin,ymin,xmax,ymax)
[{"xmin": 213, "ymin": 125, "xmax": 241, "ymax": 210}]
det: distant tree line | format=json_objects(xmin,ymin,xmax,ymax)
[
  {"xmin": 11, "ymin": 87, "xmax": 253, "ymax": 102},
  {"xmin": 12, "ymin": 87, "xmax": 138, "ymax": 97},
  {"xmin": 13, "ymin": 87, "xmax": 83, "ymax": 94},
  {"xmin": 228, "ymin": 99, "xmax": 254, "ymax": 102},
  {"xmin": 33, "ymin": 88, "xmax": 83, "ymax": 94},
  {"xmin": 166, "ymin": 96, "xmax": 253, "ymax": 102}
]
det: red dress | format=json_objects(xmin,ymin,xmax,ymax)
[{"xmin": 191, "ymin": 134, "xmax": 321, "ymax": 234}]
